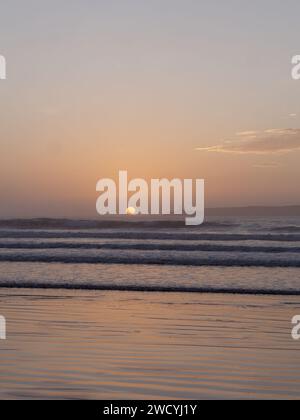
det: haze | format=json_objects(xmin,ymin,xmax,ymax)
[{"xmin": 0, "ymin": 0, "xmax": 299, "ymax": 218}]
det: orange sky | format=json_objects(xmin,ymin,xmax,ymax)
[{"xmin": 0, "ymin": 1, "xmax": 300, "ymax": 217}]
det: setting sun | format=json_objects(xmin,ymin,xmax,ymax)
[{"xmin": 126, "ymin": 207, "xmax": 136, "ymax": 216}]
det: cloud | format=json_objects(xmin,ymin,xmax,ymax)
[{"xmin": 196, "ymin": 129, "xmax": 300, "ymax": 154}]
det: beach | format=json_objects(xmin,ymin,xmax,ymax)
[
  {"xmin": 0, "ymin": 217, "xmax": 299, "ymax": 399},
  {"xmin": 1, "ymin": 0, "xmax": 300, "ymax": 402},
  {"xmin": 1, "ymin": 288, "xmax": 300, "ymax": 400}
]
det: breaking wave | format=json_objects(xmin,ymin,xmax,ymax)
[
  {"xmin": 0, "ymin": 252, "xmax": 299, "ymax": 267},
  {"xmin": 0, "ymin": 281, "xmax": 299, "ymax": 295},
  {"xmin": 0, "ymin": 230, "xmax": 300, "ymax": 242},
  {"xmin": 0, "ymin": 241, "xmax": 299, "ymax": 253}
]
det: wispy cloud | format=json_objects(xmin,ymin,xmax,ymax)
[{"xmin": 196, "ymin": 129, "xmax": 300, "ymax": 154}]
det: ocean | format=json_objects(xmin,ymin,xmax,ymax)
[{"xmin": 0, "ymin": 216, "xmax": 299, "ymax": 294}]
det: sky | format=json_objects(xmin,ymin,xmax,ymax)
[{"xmin": 0, "ymin": 0, "xmax": 299, "ymax": 218}]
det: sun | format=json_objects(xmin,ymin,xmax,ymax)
[{"xmin": 126, "ymin": 207, "xmax": 137, "ymax": 216}]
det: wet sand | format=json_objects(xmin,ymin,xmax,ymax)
[{"xmin": 0, "ymin": 289, "xmax": 300, "ymax": 399}]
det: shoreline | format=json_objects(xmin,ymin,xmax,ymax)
[
  {"xmin": 0, "ymin": 283, "xmax": 300, "ymax": 296},
  {"xmin": 1, "ymin": 288, "xmax": 300, "ymax": 399}
]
